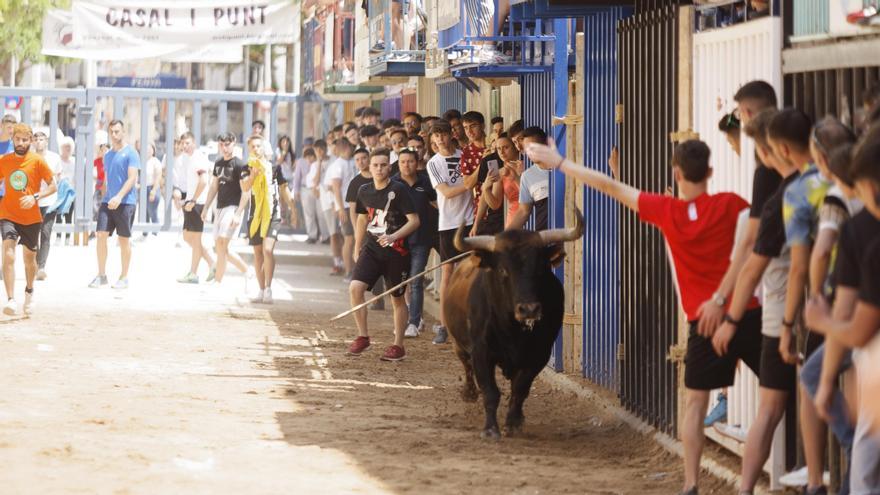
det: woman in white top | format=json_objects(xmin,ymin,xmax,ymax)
[{"xmin": 144, "ymin": 143, "xmax": 163, "ymax": 235}]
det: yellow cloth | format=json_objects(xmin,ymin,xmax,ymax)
[{"xmin": 248, "ymin": 158, "xmax": 271, "ymax": 238}]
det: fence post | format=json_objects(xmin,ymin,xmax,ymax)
[
  {"xmin": 75, "ymin": 101, "xmax": 93, "ymax": 238},
  {"xmin": 163, "ymin": 99, "xmax": 176, "ymax": 231},
  {"xmin": 139, "ymin": 98, "xmax": 150, "ymax": 224}
]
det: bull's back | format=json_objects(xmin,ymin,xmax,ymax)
[{"xmin": 444, "ymin": 255, "xmax": 481, "ymax": 351}]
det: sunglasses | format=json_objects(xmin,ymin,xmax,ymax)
[{"xmin": 726, "ymin": 110, "xmax": 741, "ymax": 129}]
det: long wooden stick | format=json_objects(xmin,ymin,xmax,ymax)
[{"xmin": 329, "ymin": 250, "xmax": 472, "ymax": 322}]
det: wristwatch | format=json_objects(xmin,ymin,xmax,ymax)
[
  {"xmin": 33, "ymin": 193, "xmax": 40, "ymax": 201},
  {"xmin": 711, "ymin": 291, "xmax": 726, "ymax": 307},
  {"xmin": 722, "ymin": 314, "xmax": 739, "ymax": 326}
]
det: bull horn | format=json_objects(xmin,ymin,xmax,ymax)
[
  {"xmin": 453, "ymin": 223, "xmax": 496, "ymax": 252},
  {"xmin": 538, "ymin": 208, "xmax": 585, "ymax": 245}
]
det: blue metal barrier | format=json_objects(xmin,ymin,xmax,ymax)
[
  {"xmin": 581, "ymin": 6, "xmax": 630, "ymax": 391},
  {"xmin": 438, "ymin": 80, "xmax": 468, "ymax": 116}
]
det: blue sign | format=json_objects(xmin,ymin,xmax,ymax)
[{"xmin": 96, "ymin": 76, "xmax": 187, "ymax": 89}]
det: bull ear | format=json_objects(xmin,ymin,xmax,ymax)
[
  {"xmin": 543, "ymin": 244, "xmax": 566, "ymax": 269},
  {"xmin": 473, "ymin": 250, "xmax": 497, "ymax": 268}
]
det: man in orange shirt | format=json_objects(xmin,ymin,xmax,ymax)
[{"xmin": 0, "ymin": 124, "xmax": 56, "ymax": 315}]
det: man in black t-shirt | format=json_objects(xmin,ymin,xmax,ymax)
[
  {"xmin": 393, "ymin": 147, "xmax": 438, "ymax": 338},
  {"xmin": 202, "ymin": 133, "xmax": 250, "ymax": 285},
  {"xmin": 347, "ymin": 149, "xmax": 420, "ymax": 362}
]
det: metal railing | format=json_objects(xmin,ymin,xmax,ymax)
[
  {"xmin": 367, "ymin": 0, "xmax": 427, "ymax": 73},
  {"xmin": 0, "ymin": 87, "xmax": 313, "ymax": 236}
]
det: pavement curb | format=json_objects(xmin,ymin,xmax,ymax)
[{"xmin": 422, "ymin": 294, "xmax": 769, "ymax": 495}]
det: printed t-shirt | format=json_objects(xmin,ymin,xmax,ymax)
[
  {"xmin": 638, "ymin": 191, "xmax": 759, "ymax": 321},
  {"xmin": 0, "ymin": 152, "xmax": 53, "ymax": 225}
]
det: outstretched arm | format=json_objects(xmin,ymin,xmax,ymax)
[{"xmin": 525, "ymin": 140, "xmax": 640, "ymax": 212}]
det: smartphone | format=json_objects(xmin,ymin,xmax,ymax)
[{"xmin": 487, "ymin": 159, "xmax": 499, "ymax": 175}]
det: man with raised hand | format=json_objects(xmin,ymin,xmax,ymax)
[
  {"xmin": 525, "ymin": 137, "xmax": 761, "ymax": 495},
  {"xmin": 89, "ymin": 120, "xmax": 139, "ymax": 290}
]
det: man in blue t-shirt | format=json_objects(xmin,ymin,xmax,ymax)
[{"xmin": 88, "ymin": 120, "xmax": 140, "ymax": 290}]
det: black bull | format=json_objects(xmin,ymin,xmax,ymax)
[{"xmin": 443, "ymin": 209, "xmax": 585, "ymax": 439}]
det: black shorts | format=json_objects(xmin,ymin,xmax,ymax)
[
  {"xmin": 182, "ymin": 204, "xmax": 205, "ymax": 232},
  {"xmin": 438, "ymin": 226, "xmax": 472, "ymax": 262},
  {"xmin": 759, "ymin": 336, "xmax": 796, "ymax": 391},
  {"xmin": 684, "ymin": 307, "xmax": 763, "ymax": 390},
  {"xmin": 476, "ymin": 214, "xmax": 504, "ymax": 236},
  {"xmin": 97, "ymin": 203, "xmax": 136, "ymax": 238},
  {"xmin": 352, "ymin": 247, "xmax": 410, "ymax": 297},
  {"xmin": 0, "ymin": 219, "xmax": 40, "ymax": 251},
  {"xmin": 248, "ymin": 218, "xmax": 282, "ymax": 246},
  {"xmin": 341, "ymin": 215, "xmax": 354, "ymax": 237}
]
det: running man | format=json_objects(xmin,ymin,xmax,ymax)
[
  {"xmin": 242, "ymin": 134, "xmax": 294, "ymax": 304},
  {"xmin": 0, "ymin": 124, "xmax": 56, "ymax": 314},
  {"xmin": 346, "ymin": 148, "xmax": 420, "ymax": 361},
  {"xmin": 201, "ymin": 132, "xmax": 250, "ymax": 285},
  {"xmin": 89, "ymin": 120, "xmax": 139, "ymax": 289},
  {"xmin": 525, "ymin": 138, "xmax": 762, "ymax": 495}
]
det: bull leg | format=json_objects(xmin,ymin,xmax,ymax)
[
  {"xmin": 472, "ymin": 350, "xmax": 501, "ymax": 440},
  {"xmin": 504, "ymin": 367, "xmax": 540, "ymax": 436},
  {"xmin": 453, "ymin": 342, "xmax": 478, "ymax": 402}
]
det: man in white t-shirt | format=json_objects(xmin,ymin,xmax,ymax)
[
  {"xmin": 426, "ymin": 119, "xmax": 474, "ymax": 345},
  {"xmin": 176, "ymin": 132, "xmax": 216, "ymax": 284},
  {"xmin": 33, "ymin": 132, "xmax": 62, "ymax": 280},
  {"xmin": 325, "ymin": 138, "xmax": 357, "ymax": 277}
]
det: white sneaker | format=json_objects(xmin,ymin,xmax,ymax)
[
  {"xmin": 404, "ymin": 324, "xmax": 420, "ymax": 338},
  {"xmin": 262, "ymin": 287, "xmax": 273, "ymax": 304},
  {"xmin": 418, "ymin": 319, "xmax": 426, "ymax": 332},
  {"xmin": 250, "ymin": 289, "xmax": 265, "ymax": 304},
  {"xmin": 23, "ymin": 292, "xmax": 33, "ymax": 315},
  {"xmin": 3, "ymin": 299, "xmax": 16, "ymax": 316}
]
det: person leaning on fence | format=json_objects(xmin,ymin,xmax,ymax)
[
  {"xmin": 525, "ymin": 137, "xmax": 762, "ymax": 495},
  {"xmin": 480, "ymin": 132, "xmax": 522, "ymax": 229},
  {"xmin": 0, "ymin": 123, "xmax": 57, "ymax": 315},
  {"xmin": 711, "ymin": 109, "xmax": 809, "ymax": 495},
  {"xmin": 805, "ymin": 121, "xmax": 880, "ymax": 494},
  {"xmin": 88, "ymin": 120, "xmax": 139, "ymax": 290},
  {"xmin": 346, "ymin": 148, "xmax": 420, "ymax": 361}
]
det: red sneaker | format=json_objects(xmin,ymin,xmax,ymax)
[
  {"xmin": 380, "ymin": 345, "xmax": 406, "ymax": 362},
  {"xmin": 347, "ymin": 336, "xmax": 371, "ymax": 356}
]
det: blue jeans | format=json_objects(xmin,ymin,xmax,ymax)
[
  {"xmin": 801, "ymin": 342, "xmax": 854, "ymax": 494},
  {"xmin": 146, "ymin": 186, "xmax": 161, "ymax": 228},
  {"xmin": 407, "ymin": 244, "xmax": 431, "ymax": 327}
]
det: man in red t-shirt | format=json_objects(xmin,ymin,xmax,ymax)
[
  {"xmin": 459, "ymin": 111, "xmax": 487, "ymax": 215},
  {"xmin": 526, "ymin": 138, "xmax": 762, "ymax": 495}
]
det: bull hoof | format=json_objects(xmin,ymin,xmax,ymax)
[
  {"xmin": 460, "ymin": 386, "xmax": 479, "ymax": 403},
  {"xmin": 504, "ymin": 424, "xmax": 523, "ymax": 437},
  {"xmin": 480, "ymin": 427, "xmax": 501, "ymax": 441}
]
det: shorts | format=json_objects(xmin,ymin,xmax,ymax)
[
  {"xmin": 97, "ymin": 203, "xmax": 136, "ymax": 238},
  {"xmin": 341, "ymin": 214, "xmax": 354, "ymax": 237},
  {"xmin": 0, "ymin": 219, "xmax": 41, "ymax": 251},
  {"xmin": 759, "ymin": 335, "xmax": 797, "ymax": 391},
  {"xmin": 438, "ymin": 226, "xmax": 472, "ymax": 262},
  {"xmin": 352, "ymin": 247, "xmax": 410, "ymax": 297},
  {"xmin": 182, "ymin": 204, "xmax": 205, "ymax": 232},
  {"xmin": 323, "ymin": 208, "xmax": 340, "ymax": 236},
  {"xmin": 684, "ymin": 307, "xmax": 763, "ymax": 390},
  {"xmin": 213, "ymin": 205, "xmax": 239, "ymax": 240},
  {"xmin": 476, "ymin": 214, "xmax": 504, "ymax": 236},
  {"xmin": 248, "ymin": 218, "xmax": 282, "ymax": 246}
]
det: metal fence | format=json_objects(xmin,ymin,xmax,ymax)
[
  {"xmin": 580, "ymin": 7, "xmax": 631, "ymax": 391},
  {"xmin": 617, "ymin": 0, "xmax": 680, "ymax": 435},
  {"xmin": 785, "ymin": 66, "xmax": 880, "ymax": 128},
  {"xmin": 792, "ymin": 0, "xmax": 828, "ymax": 37},
  {"xmin": 438, "ymin": 80, "xmax": 468, "ymax": 116},
  {"xmin": 0, "ymin": 87, "xmax": 311, "ymax": 236}
]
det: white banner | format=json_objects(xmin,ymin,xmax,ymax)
[
  {"xmin": 72, "ymin": 1, "xmax": 297, "ymax": 47},
  {"xmin": 42, "ymin": 8, "xmax": 244, "ymax": 62}
]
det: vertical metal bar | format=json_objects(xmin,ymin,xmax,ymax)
[
  {"xmin": 294, "ymin": 98, "xmax": 305, "ymax": 158},
  {"xmin": 244, "ymin": 102, "xmax": 254, "ymax": 160},
  {"xmin": 139, "ymin": 98, "xmax": 150, "ymax": 224},
  {"xmin": 193, "ymin": 100, "xmax": 202, "ymax": 146},
  {"xmin": 21, "ymin": 97, "xmax": 32, "ymax": 126},
  {"xmin": 163, "ymin": 100, "xmax": 176, "ymax": 231},
  {"xmin": 84, "ymin": 91, "xmax": 97, "ymax": 235},
  {"xmin": 114, "ymin": 96, "xmax": 124, "ymax": 121},
  {"xmin": 270, "ymin": 99, "xmax": 279, "ymax": 149},
  {"xmin": 219, "ymin": 101, "xmax": 228, "ymax": 135},
  {"xmin": 49, "ymin": 98, "xmax": 59, "ymax": 152}
]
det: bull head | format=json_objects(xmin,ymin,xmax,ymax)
[{"xmin": 453, "ymin": 209, "xmax": 585, "ymax": 328}]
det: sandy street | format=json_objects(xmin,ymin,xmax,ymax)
[{"xmin": 0, "ymin": 236, "xmax": 725, "ymax": 494}]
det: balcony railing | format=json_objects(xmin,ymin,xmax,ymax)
[{"xmin": 366, "ymin": 0, "xmax": 427, "ymax": 77}]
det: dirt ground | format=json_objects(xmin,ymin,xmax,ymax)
[{"xmin": 0, "ymin": 238, "xmax": 733, "ymax": 494}]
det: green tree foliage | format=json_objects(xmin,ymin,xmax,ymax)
[{"xmin": 0, "ymin": 0, "xmax": 70, "ymax": 84}]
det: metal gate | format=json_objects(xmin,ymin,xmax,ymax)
[
  {"xmin": 580, "ymin": 7, "xmax": 631, "ymax": 391},
  {"xmin": 0, "ymin": 87, "xmax": 311, "ymax": 236},
  {"xmin": 438, "ymin": 80, "xmax": 467, "ymax": 116},
  {"xmin": 618, "ymin": 0, "xmax": 681, "ymax": 435},
  {"xmin": 785, "ymin": 66, "xmax": 880, "ymax": 127}
]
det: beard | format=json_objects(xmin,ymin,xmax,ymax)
[{"xmin": 13, "ymin": 145, "xmax": 28, "ymax": 156}]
